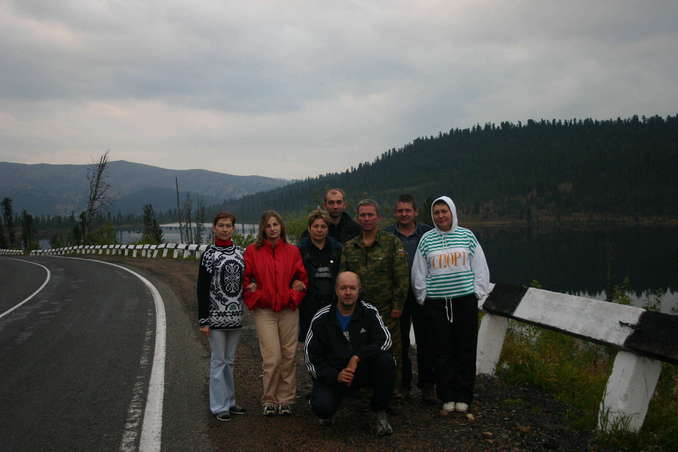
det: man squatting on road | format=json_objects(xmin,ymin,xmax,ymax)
[
  {"xmin": 411, "ymin": 196, "xmax": 490, "ymax": 414},
  {"xmin": 197, "ymin": 212, "xmax": 247, "ymax": 422},
  {"xmin": 305, "ymin": 271, "xmax": 396, "ymax": 436},
  {"xmin": 384, "ymin": 194, "xmax": 435, "ymax": 401}
]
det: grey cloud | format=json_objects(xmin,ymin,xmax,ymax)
[{"xmin": 1, "ymin": 1, "xmax": 677, "ymax": 179}]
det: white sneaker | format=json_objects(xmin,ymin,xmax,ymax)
[
  {"xmin": 442, "ymin": 401, "xmax": 456, "ymax": 413},
  {"xmin": 375, "ymin": 411, "xmax": 393, "ymax": 436},
  {"xmin": 455, "ymin": 402, "xmax": 469, "ymax": 413}
]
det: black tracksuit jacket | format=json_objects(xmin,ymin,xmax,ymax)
[{"xmin": 304, "ymin": 300, "xmax": 392, "ymax": 385}]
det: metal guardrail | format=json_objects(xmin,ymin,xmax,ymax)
[{"xmin": 476, "ymin": 283, "xmax": 677, "ymax": 432}]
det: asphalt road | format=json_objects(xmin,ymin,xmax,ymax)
[{"xmin": 0, "ymin": 256, "xmax": 210, "ymax": 452}]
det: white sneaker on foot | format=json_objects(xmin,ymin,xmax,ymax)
[
  {"xmin": 375, "ymin": 411, "xmax": 393, "ymax": 436},
  {"xmin": 455, "ymin": 402, "xmax": 469, "ymax": 413},
  {"xmin": 442, "ymin": 401, "xmax": 456, "ymax": 413}
]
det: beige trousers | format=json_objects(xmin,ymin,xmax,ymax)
[{"xmin": 253, "ymin": 308, "xmax": 299, "ymax": 405}]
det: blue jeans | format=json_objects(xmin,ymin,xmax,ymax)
[{"xmin": 208, "ymin": 328, "xmax": 242, "ymax": 414}]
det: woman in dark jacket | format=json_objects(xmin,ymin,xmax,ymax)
[
  {"xmin": 297, "ymin": 209, "xmax": 342, "ymax": 342},
  {"xmin": 243, "ymin": 210, "xmax": 308, "ymax": 417}
]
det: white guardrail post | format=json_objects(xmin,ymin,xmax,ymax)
[
  {"xmin": 185, "ymin": 244, "xmax": 197, "ymax": 258},
  {"xmin": 174, "ymin": 244, "xmax": 186, "ymax": 259},
  {"xmin": 164, "ymin": 243, "xmax": 176, "ymax": 257},
  {"xmin": 153, "ymin": 244, "xmax": 165, "ymax": 258}
]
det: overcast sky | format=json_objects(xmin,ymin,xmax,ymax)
[{"xmin": 1, "ymin": 1, "xmax": 676, "ymax": 179}]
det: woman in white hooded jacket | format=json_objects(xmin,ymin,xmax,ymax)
[{"xmin": 411, "ymin": 196, "xmax": 489, "ymax": 414}]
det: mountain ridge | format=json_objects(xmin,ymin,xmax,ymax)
[{"xmin": 0, "ymin": 160, "xmax": 288, "ymax": 216}]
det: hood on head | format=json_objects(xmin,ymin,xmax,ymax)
[{"xmin": 430, "ymin": 196, "xmax": 458, "ymax": 233}]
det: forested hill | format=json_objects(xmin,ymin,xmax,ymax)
[{"xmin": 224, "ymin": 115, "xmax": 678, "ymax": 223}]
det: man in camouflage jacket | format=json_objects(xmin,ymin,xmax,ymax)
[{"xmin": 340, "ymin": 199, "xmax": 409, "ymax": 394}]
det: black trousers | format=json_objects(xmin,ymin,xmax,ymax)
[
  {"xmin": 310, "ymin": 351, "xmax": 395, "ymax": 419},
  {"xmin": 424, "ymin": 294, "xmax": 478, "ymax": 404},
  {"xmin": 400, "ymin": 291, "xmax": 434, "ymax": 390}
]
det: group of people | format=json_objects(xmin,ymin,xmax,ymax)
[{"xmin": 196, "ymin": 188, "xmax": 490, "ymax": 435}]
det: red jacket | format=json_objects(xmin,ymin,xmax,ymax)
[{"xmin": 243, "ymin": 240, "xmax": 308, "ymax": 312}]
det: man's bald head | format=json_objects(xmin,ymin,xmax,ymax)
[
  {"xmin": 336, "ymin": 271, "xmax": 360, "ymax": 288},
  {"xmin": 335, "ymin": 271, "xmax": 360, "ymax": 310}
]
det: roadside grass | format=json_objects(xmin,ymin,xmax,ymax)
[{"xmin": 495, "ymin": 283, "xmax": 678, "ymax": 450}]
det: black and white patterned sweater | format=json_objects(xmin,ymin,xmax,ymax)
[{"xmin": 197, "ymin": 243, "xmax": 245, "ymax": 329}]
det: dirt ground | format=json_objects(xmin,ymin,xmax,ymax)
[{"xmin": 91, "ymin": 255, "xmax": 604, "ymax": 451}]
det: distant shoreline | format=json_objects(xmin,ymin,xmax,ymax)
[{"xmin": 461, "ymin": 214, "xmax": 678, "ymax": 228}]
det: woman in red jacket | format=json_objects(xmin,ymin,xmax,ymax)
[{"xmin": 244, "ymin": 210, "xmax": 308, "ymax": 416}]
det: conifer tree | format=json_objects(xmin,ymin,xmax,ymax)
[{"xmin": 2, "ymin": 197, "xmax": 16, "ymax": 247}]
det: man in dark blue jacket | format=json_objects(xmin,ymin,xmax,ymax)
[
  {"xmin": 304, "ymin": 271, "xmax": 395, "ymax": 436},
  {"xmin": 384, "ymin": 194, "xmax": 435, "ymax": 402}
]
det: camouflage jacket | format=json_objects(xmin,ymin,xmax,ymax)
[{"xmin": 340, "ymin": 230, "xmax": 409, "ymax": 314}]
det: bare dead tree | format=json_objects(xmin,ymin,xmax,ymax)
[
  {"xmin": 175, "ymin": 177, "xmax": 184, "ymax": 242},
  {"xmin": 195, "ymin": 196, "xmax": 206, "ymax": 245},
  {"xmin": 183, "ymin": 193, "xmax": 193, "ymax": 243},
  {"xmin": 85, "ymin": 151, "xmax": 111, "ymax": 236}
]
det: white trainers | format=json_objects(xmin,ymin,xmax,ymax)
[
  {"xmin": 455, "ymin": 402, "xmax": 469, "ymax": 413},
  {"xmin": 442, "ymin": 401, "xmax": 456, "ymax": 413},
  {"xmin": 375, "ymin": 410, "xmax": 393, "ymax": 436}
]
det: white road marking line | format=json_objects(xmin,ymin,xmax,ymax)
[
  {"xmin": 0, "ymin": 259, "xmax": 51, "ymax": 320},
  {"xmin": 55, "ymin": 257, "xmax": 166, "ymax": 452}
]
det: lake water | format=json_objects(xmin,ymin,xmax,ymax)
[
  {"xmin": 474, "ymin": 225, "xmax": 678, "ymax": 313},
  {"xmin": 116, "ymin": 223, "xmax": 258, "ymax": 244}
]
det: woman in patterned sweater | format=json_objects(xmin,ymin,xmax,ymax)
[{"xmin": 197, "ymin": 212, "xmax": 247, "ymax": 422}]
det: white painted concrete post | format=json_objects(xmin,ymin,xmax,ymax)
[
  {"xmin": 164, "ymin": 243, "xmax": 176, "ymax": 258},
  {"xmin": 153, "ymin": 244, "xmax": 164, "ymax": 258},
  {"xmin": 476, "ymin": 313, "xmax": 510, "ymax": 376},
  {"xmin": 185, "ymin": 244, "xmax": 197, "ymax": 258},
  {"xmin": 174, "ymin": 244, "xmax": 186, "ymax": 259},
  {"xmin": 598, "ymin": 350, "xmax": 662, "ymax": 432}
]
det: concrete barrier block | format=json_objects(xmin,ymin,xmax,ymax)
[
  {"xmin": 598, "ymin": 350, "xmax": 662, "ymax": 432},
  {"xmin": 174, "ymin": 244, "xmax": 186, "ymax": 259},
  {"xmin": 164, "ymin": 243, "xmax": 177, "ymax": 258},
  {"xmin": 185, "ymin": 244, "xmax": 198, "ymax": 258},
  {"xmin": 153, "ymin": 244, "xmax": 165, "ymax": 258}
]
